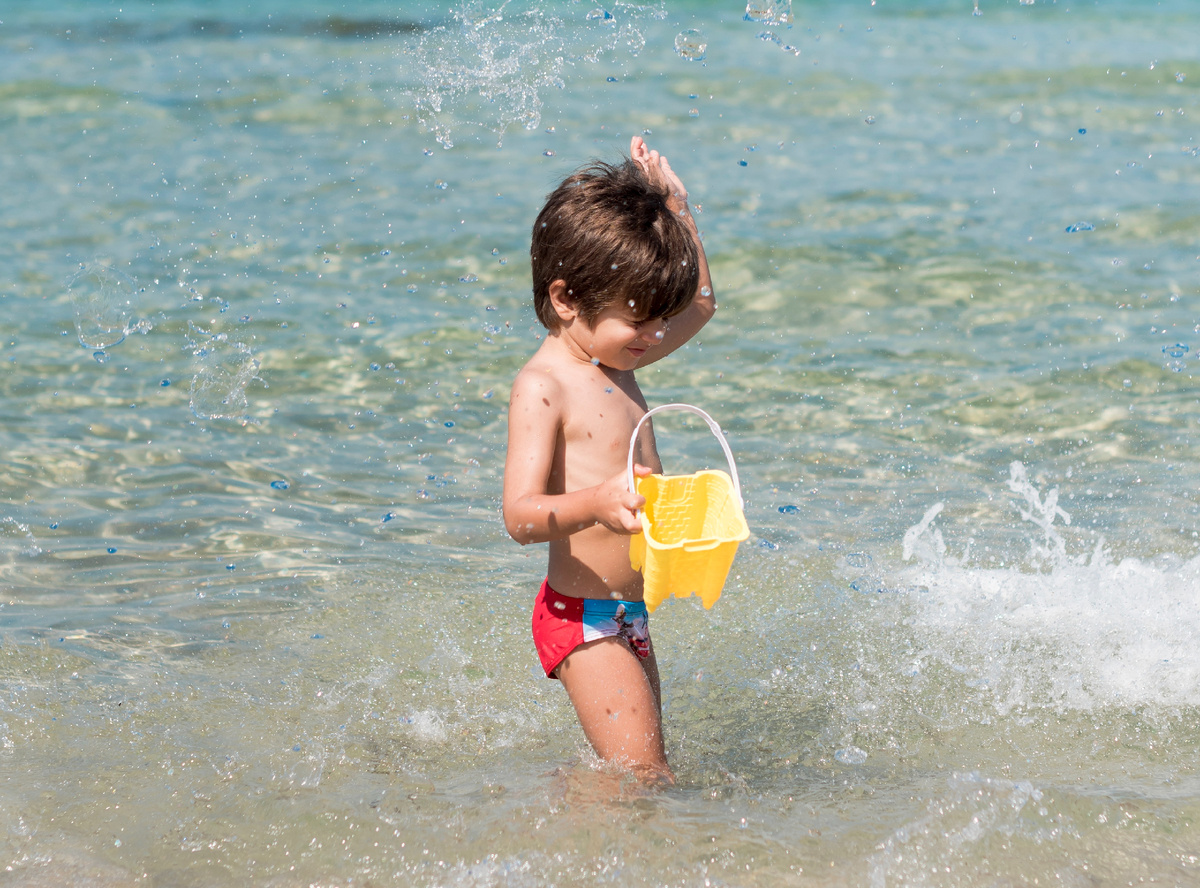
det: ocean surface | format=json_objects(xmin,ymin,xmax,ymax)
[{"xmin": 2, "ymin": 0, "xmax": 1199, "ymax": 884}]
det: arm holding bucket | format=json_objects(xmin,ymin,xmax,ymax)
[{"xmin": 503, "ymin": 366, "xmax": 652, "ymax": 545}]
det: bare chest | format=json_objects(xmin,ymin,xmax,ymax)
[{"xmin": 559, "ymin": 372, "xmax": 653, "ymax": 481}]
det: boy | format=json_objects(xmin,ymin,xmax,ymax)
[{"xmin": 503, "ymin": 137, "xmax": 716, "ymax": 782}]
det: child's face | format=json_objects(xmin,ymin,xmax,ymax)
[{"xmin": 575, "ymin": 301, "xmax": 668, "ymax": 371}]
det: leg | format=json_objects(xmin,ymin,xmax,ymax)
[{"xmin": 555, "ymin": 637, "xmax": 673, "ymax": 783}]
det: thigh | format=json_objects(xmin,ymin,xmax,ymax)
[{"xmin": 556, "ymin": 636, "xmax": 668, "ymax": 777}]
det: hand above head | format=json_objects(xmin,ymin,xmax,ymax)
[{"xmin": 631, "ymin": 135, "xmax": 689, "ymax": 210}]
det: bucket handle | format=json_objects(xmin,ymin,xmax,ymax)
[{"xmin": 626, "ymin": 403, "xmax": 744, "ymax": 510}]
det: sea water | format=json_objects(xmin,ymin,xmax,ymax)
[{"xmin": 1, "ymin": 0, "xmax": 1198, "ymax": 884}]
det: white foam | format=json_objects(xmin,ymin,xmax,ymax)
[{"xmin": 895, "ymin": 465, "xmax": 1200, "ymax": 713}]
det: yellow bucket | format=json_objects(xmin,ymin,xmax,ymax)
[{"xmin": 627, "ymin": 404, "xmax": 750, "ymax": 612}]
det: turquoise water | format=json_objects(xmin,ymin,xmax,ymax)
[{"xmin": 2, "ymin": 1, "xmax": 1199, "ymax": 884}]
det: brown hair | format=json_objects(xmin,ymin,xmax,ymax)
[{"xmin": 530, "ymin": 157, "xmax": 699, "ymax": 329}]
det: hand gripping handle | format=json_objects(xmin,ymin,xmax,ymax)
[{"xmin": 625, "ymin": 403, "xmax": 744, "ymax": 510}]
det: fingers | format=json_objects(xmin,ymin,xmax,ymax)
[
  {"xmin": 622, "ymin": 496, "xmax": 646, "ymax": 533},
  {"xmin": 632, "ymin": 463, "xmax": 653, "ymax": 476},
  {"xmin": 658, "ymin": 156, "xmax": 687, "ymax": 199},
  {"xmin": 630, "ymin": 136, "xmax": 650, "ymax": 169}
]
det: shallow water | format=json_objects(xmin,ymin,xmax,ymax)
[{"xmin": 2, "ymin": 1, "xmax": 1199, "ymax": 885}]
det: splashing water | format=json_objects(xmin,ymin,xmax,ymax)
[
  {"xmin": 744, "ymin": 0, "xmax": 792, "ymax": 26},
  {"xmin": 410, "ymin": 1, "xmax": 661, "ymax": 147},
  {"xmin": 901, "ymin": 501, "xmax": 946, "ymax": 566},
  {"xmin": 892, "ymin": 468, "xmax": 1200, "ymax": 715},
  {"xmin": 185, "ymin": 324, "xmax": 261, "ymax": 423},
  {"xmin": 1006, "ymin": 461, "xmax": 1071, "ymax": 567},
  {"xmin": 0, "ymin": 517, "xmax": 42, "ymax": 562},
  {"xmin": 673, "ymin": 29, "xmax": 706, "ymax": 61},
  {"xmin": 66, "ymin": 263, "xmax": 148, "ymax": 349}
]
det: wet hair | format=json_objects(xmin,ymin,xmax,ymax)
[{"xmin": 530, "ymin": 157, "xmax": 699, "ymax": 329}]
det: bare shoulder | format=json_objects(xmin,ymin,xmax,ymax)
[
  {"xmin": 508, "ymin": 349, "xmax": 571, "ymax": 432},
  {"xmin": 511, "ymin": 350, "xmax": 565, "ymax": 403}
]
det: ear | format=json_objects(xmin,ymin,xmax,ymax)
[{"xmin": 548, "ymin": 279, "xmax": 577, "ymax": 324}]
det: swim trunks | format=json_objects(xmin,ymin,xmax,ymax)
[{"xmin": 531, "ymin": 579, "xmax": 651, "ymax": 679}]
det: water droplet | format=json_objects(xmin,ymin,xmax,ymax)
[
  {"xmin": 744, "ymin": 0, "xmax": 792, "ymax": 26},
  {"xmin": 1065, "ymin": 221, "xmax": 1094, "ymax": 233},
  {"xmin": 604, "ymin": 386, "xmax": 614, "ymax": 394},
  {"xmin": 407, "ymin": 284, "xmax": 418, "ymax": 293},
  {"xmin": 607, "ymin": 76, "xmax": 618, "ymax": 83},
  {"xmin": 1163, "ymin": 343, "xmax": 1190, "ymax": 358},
  {"xmin": 688, "ymin": 108, "xmax": 700, "ymax": 118},
  {"xmin": 834, "ymin": 746, "xmax": 868, "ymax": 765},
  {"xmin": 370, "ymin": 363, "xmax": 381, "ymax": 371},
  {"xmin": 701, "ymin": 286, "xmax": 712, "ymax": 297},
  {"xmin": 591, "ymin": 357, "xmax": 600, "ymax": 366},
  {"xmin": 186, "ymin": 325, "xmax": 260, "ymax": 422},
  {"xmin": 160, "ymin": 378, "xmax": 171, "ymax": 387},
  {"xmin": 674, "ymin": 29, "xmax": 707, "ymax": 61},
  {"xmin": 68, "ymin": 263, "xmax": 140, "ymax": 349},
  {"xmin": 864, "ymin": 115, "xmax": 875, "ymax": 125},
  {"xmin": 226, "ymin": 563, "xmax": 236, "ymax": 571},
  {"xmin": 270, "ymin": 480, "xmax": 290, "ymax": 490},
  {"xmin": 738, "ymin": 159, "xmax": 748, "ymax": 166},
  {"xmin": 93, "ymin": 350, "xmax": 108, "ymax": 364},
  {"xmin": 759, "ymin": 539, "xmax": 780, "ymax": 550},
  {"xmin": 1078, "ymin": 127, "xmax": 1087, "ymax": 134},
  {"xmin": 778, "ymin": 504, "xmax": 800, "ymax": 514},
  {"xmin": 444, "ymin": 421, "xmax": 455, "ymax": 428},
  {"xmin": 1177, "ymin": 72, "xmax": 1187, "ymax": 83},
  {"xmin": 434, "ymin": 179, "xmax": 448, "ymax": 190},
  {"xmin": 107, "ymin": 547, "xmax": 117, "ymax": 554}
]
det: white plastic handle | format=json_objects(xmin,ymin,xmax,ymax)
[{"xmin": 626, "ymin": 403, "xmax": 744, "ymax": 509}]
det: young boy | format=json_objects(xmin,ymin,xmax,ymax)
[{"xmin": 503, "ymin": 137, "xmax": 716, "ymax": 782}]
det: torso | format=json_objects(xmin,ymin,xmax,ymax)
[{"xmin": 524, "ymin": 343, "xmax": 660, "ymax": 600}]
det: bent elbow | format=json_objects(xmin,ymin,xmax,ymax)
[{"xmin": 503, "ymin": 513, "xmax": 535, "ymax": 546}]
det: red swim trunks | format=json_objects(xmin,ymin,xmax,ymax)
[{"xmin": 531, "ymin": 579, "xmax": 651, "ymax": 679}]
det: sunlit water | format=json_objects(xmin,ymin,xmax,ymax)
[{"xmin": 2, "ymin": 1, "xmax": 1199, "ymax": 885}]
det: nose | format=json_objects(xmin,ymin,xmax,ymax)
[{"xmin": 640, "ymin": 319, "xmax": 666, "ymax": 344}]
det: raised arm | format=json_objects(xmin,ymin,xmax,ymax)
[
  {"xmin": 630, "ymin": 136, "xmax": 716, "ymax": 366},
  {"xmin": 502, "ymin": 365, "xmax": 647, "ymax": 545}
]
